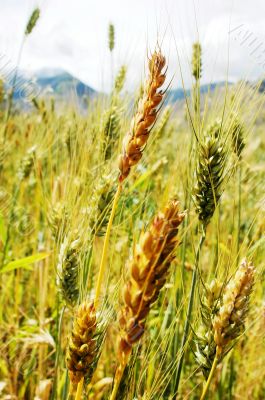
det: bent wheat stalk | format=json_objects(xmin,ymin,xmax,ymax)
[
  {"xmin": 110, "ymin": 200, "xmax": 185, "ymax": 400},
  {"xmin": 94, "ymin": 49, "xmax": 167, "ymax": 308}
]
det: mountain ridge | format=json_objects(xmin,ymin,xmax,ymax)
[{"xmin": 5, "ymin": 68, "xmax": 262, "ymax": 104}]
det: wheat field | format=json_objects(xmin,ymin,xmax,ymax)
[{"xmin": 0, "ymin": 6, "xmax": 265, "ymax": 400}]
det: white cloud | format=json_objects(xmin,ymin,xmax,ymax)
[{"xmin": 0, "ymin": 0, "xmax": 264, "ymax": 91}]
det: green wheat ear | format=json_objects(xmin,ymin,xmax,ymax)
[
  {"xmin": 231, "ymin": 113, "xmax": 245, "ymax": 158},
  {"xmin": 108, "ymin": 23, "xmax": 115, "ymax": 52},
  {"xmin": 195, "ymin": 279, "xmax": 222, "ymax": 378},
  {"xmin": 17, "ymin": 146, "xmax": 36, "ymax": 181},
  {"xmin": 193, "ymin": 119, "xmax": 228, "ymax": 227},
  {"xmin": 89, "ymin": 174, "xmax": 117, "ymax": 236},
  {"xmin": 103, "ymin": 105, "xmax": 121, "ymax": 160},
  {"xmin": 25, "ymin": 8, "xmax": 40, "ymax": 35},
  {"xmin": 192, "ymin": 42, "xmax": 202, "ymax": 81},
  {"xmin": 114, "ymin": 65, "xmax": 127, "ymax": 94},
  {"xmin": 57, "ymin": 235, "xmax": 81, "ymax": 308}
]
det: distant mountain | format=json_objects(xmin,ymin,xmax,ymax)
[
  {"xmin": 5, "ymin": 68, "xmax": 232, "ymax": 107},
  {"xmin": 167, "ymin": 81, "xmax": 230, "ymax": 102},
  {"xmin": 35, "ymin": 70, "xmax": 96, "ymax": 97},
  {"xmin": 9, "ymin": 69, "xmax": 96, "ymax": 103}
]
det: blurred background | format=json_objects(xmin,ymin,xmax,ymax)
[{"xmin": 0, "ymin": 0, "xmax": 265, "ymax": 94}]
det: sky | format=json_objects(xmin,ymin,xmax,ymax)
[{"xmin": 0, "ymin": 0, "xmax": 265, "ymax": 92}]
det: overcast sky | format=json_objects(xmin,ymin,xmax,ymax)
[{"xmin": 0, "ymin": 0, "xmax": 265, "ymax": 91}]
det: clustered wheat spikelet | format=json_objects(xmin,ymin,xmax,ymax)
[
  {"xmin": 104, "ymin": 106, "xmax": 121, "ymax": 160},
  {"xmin": 114, "ymin": 65, "xmax": 127, "ymax": 94},
  {"xmin": 195, "ymin": 259, "xmax": 255, "ymax": 379},
  {"xmin": 192, "ymin": 42, "xmax": 202, "ymax": 81},
  {"xmin": 17, "ymin": 146, "xmax": 36, "ymax": 181},
  {"xmin": 57, "ymin": 236, "xmax": 81, "ymax": 307},
  {"xmin": 47, "ymin": 202, "xmax": 68, "ymax": 240},
  {"xmin": 213, "ymin": 258, "xmax": 255, "ymax": 357},
  {"xmin": 193, "ymin": 119, "xmax": 227, "ymax": 226},
  {"xmin": 118, "ymin": 200, "xmax": 185, "ymax": 361},
  {"xmin": 118, "ymin": 50, "xmax": 166, "ymax": 182},
  {"xmin": 195, "ymin": 279, "xmax": 222, "ymax": 377},
  {"xmin": 66, "ymin": 301, "xmax": 98, "ymax": 384},
  {"xmin": 154, "ymin": 106, "xmax": 171, "ymax": 139},
  {"xmin": 25, "ymin": 8, "xmax": 40, "ymax": 35},
  {"xmin": 88, "ymin": 175, "xmax": 116, "ymax": 236},
  {"xmin": 231, "ymin": 114, "xmax": 245, "ymax": 158}
]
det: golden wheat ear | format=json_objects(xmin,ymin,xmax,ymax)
[
  {"xmin": 118, "ymin": 50, "xmax": 167, "ymax": 182},
  {"xmin": 118, "ymin": 200, "xmax": 185, "ymax": 356},
  {"xmin": 213, "ymin": 258, "xmax": 255, "ymax": 357},
  {"xmin": 109, "ymin": 201, "xmax": 185, "ymax": 400},
  {"xmin": 65, "ymin": 301, "xmax": 107, "ymax": 386},
  {"xmin": 198, "ymin": 259, "xmax": 255, "ymax": 400}
]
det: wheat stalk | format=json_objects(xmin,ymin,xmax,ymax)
[
  {"xmin": 230, "ymin": 113, "xmax": 245, "ymax": 258},
  {"xmin": 110, "ymin": 200, "xmax": 185, "ymax": 400}
]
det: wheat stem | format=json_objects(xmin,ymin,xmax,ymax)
[
  {"xmin": 237, "ymin": 164, "xmax": 242, "ymax": 261},
  {"xmin": 75, "ymin": 377, "xmax": 84, "ymax": 400},
  {"xmin": 200, "ymin": 354, "xmax": 218, "ymax": 400},
  {"xmin": 4, "ymin": 36, "xmax": 26, "ymax": 142},
  {"xmin": 94, "ymin": 183, "xmax": 122, "ymax": 308},
  {"xmin": 109, "ymin": 361, "xmax": 127, "ymax": 400},
  {"xmin": 174, "ymin": 230, "xmax": 205, "ymax": 394}
]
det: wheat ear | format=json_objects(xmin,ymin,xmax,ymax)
[
  {"xmin": 110, "ymin": 200, "xmax": 185, "ymax": 400},
  {"xmin": 66, "ymin": 301, "xmax": 104, "ymax": 400},
  {"xmin": 118, "ymin": 50, "xmax": 166, "ymax": 182},
  {"xmin": 200, "ymin": 259, "xmax": 255, "ymax": 400},
  {"xmin": 94, "ymin": 50, "xmax": 167, "ymax": 309},
  {"xmin": 57, "ymin": 235, "xmax": 81, "ymax": 308},
  {"xmin": 191, "ymin": 42, "xmax": 202, "ymax": 120}
]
